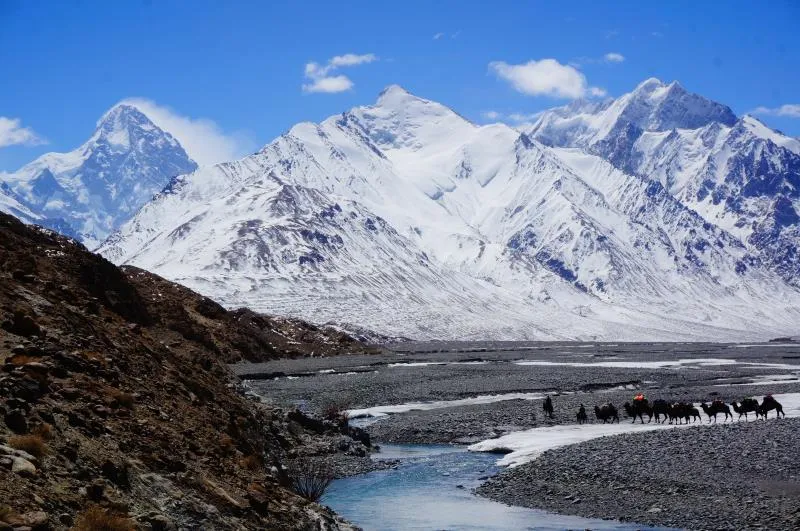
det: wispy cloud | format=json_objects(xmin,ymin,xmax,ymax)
[
  {"xmin": 605, "ymin": 29, "xmax": 619, "ymax": 39},
  {"xmin": 489, "ymin": 58, "xmax": 605, "ymax": 99},
  {"xmin": 481, "ymin": 111, "xmax": 543, "ymax": 123},
  {"xmin": 451, "ymin": 30, "xmax": 461, "ymax": 39},
  {"xmin": 572, "ymin": 52, "xmax": 625, "ymax": 66},
  {"xmin": 751, "ymin": 104, "xmax": 800, "ymax": 118},
  {"xmin": 433, "ymin": 32, "xmax": 444, "ymax": 40},
  {"xmin": 120, "ymin": 98, "xmax": 256, "ymax": 166},
  {"xmin": 302, "ymin": 53, "xmax": 378, "ymax": 94},
  {"xmin": 0, "ymin": 117, "xmax": 46, "ymax": 148},
  {"xmin": 651, "ymin": 31, "xmax": 663, "ymax": 38}
]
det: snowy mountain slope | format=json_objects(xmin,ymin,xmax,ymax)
[
  {"xmin": 0, "ymin": 184, "xmax": 40, "ymax": 226},
  {"xmin": 529, "ymin": 78, "xmax": 736, "ymax": 150},
  {"xmin": 98, "ymin": 161, "xmax": 624, "ymax": 340},
  {"xmin": 530, "ymin": 79, "xmax": 800, "ymax": 285},
  {"xmin": 0, "ymin": 104, "xmax": 197, "ymax": 246},
  {"xmin": 99, "ymin": 85, "xmax": 800, "ymax": 340}
]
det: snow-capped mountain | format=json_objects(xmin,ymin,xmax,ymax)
[
  {"xmin": 0, "ymin": 104, "xmax": 197, "ymax": 246},
  {"xmin": 99, "ymin": 84, "xmax": 800, "ymax": 340},
  {"xmin": 530, "ymin": 78, "xmax": 800, "ymax": 285}
]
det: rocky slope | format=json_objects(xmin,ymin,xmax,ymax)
[
  {"xmin": 0, "ymin": 211, "xmax": 371, "ymax": 530},
  {"xmin": 0, "ymin": 104, "xmax": 197, "ymax": 246}
]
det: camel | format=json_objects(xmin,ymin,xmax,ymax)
[
  {"xmin": 668, "ymin": 402, "xmax": 700, "ymax": 424},
  {"xmin": 576, "ymin": 404, "xmax": 588, "ymax": 424},
  {"xmin": 700, "ymin": 400, "xmax": 732, "ymax": 423},
  {"xmin": 667, "ymin": 403, "xmax": 685, "ymax": 424},
  {"xmin": 758, "ymin": 395, "xmax": 785, "ymax": 419},
  {"xmin": 732, "ymin": 398, "xmax": 760, "ymax": 420},
  {"xmin": 542, "ymin": 396, "xmax": 554, "ymax": 419},
  {"xmin": 651, "ymin": 399, "xmax": 670, "ymax": 423},
  {"xmin": 594, "ymin": 403, "xmax": 619, "ymax": 423},
  {"xmin": 623, "ymin": 400, "xmax": 651, "ymax": 424}
]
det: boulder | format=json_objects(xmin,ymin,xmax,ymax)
[{"xmin": 11, "ymin": 456, "xmax": 36, "ymax": 476}]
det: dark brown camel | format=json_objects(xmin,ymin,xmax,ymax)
[
  {"xmin": 700, "ymin": 400, "xmax": 732, "ymax": 423},
  {"xmin": 623, "ymin": 400, "xmax": 651, "ymax": 424},
  {"xmin": 732, "ymin": 398, "xmax": 760, "ymax": 420},
  {"xmin": 668, "ymin": 402, "xmax": 700, "ymax": 424},
  {"xmin": 651, "ymin": 399, "xmax": 670, "ymax": 423},
  {"xmin": 594, "ymin": 403, "xmax": 619, "ymax": 423},
  {"xmin": 758, "ymin": 395, "xmax": 785, "ymax": 419}
]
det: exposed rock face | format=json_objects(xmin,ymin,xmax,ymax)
[{"xmin": 0, "ymin": 212, "xmax": 366, "ymax": 529}]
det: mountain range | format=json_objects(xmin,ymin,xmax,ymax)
[{"xmin": 4, "ymin": 79, "xmax": 800, "ymax": 340}]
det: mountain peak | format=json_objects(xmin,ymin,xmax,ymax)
[
  {"xmin": 97, "ymin": 102, "xmax": 150, "ymax": 127},
  {"xmin": 93, "ymin": 103, "xmax": 168, "ymax": 149},
  {"xmin": 2, "ymin": 101, "xmax": 197, "ymax": 245},
  {"xmin": 379, "ymin": 84, "xmax": 411, "ymax": 97},
  {"xmin": 375, "ymin": 84, "xmax": 425, "ymax": 108},
  {"xmin": 633, "ymin": 77, "xmax": 666, "ymax": 93}
]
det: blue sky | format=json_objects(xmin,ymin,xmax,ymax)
[{"xmin": 1, "ymin": 0, "xmax": 799, "ymax": 170}]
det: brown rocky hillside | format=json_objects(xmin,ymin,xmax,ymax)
[{"xmin": 0, "ymin": 212, "xmax": 371, "ymax": 530}]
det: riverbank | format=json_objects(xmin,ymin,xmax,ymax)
[
  {"xmin": 244, "ymin": 341, "xmax": 800, "ymax": 529},
  {"xmin": 477, "ymin": 419, "xmax": 800, "ymax": 531}
]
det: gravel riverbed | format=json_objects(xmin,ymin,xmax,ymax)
[
  {"xmin": 240, "ymin": 341, "xmax": 800, "ymax": 529},
  {"xmin": 477, "ymin": 419, "xmax": 800, "ymax": 531}
]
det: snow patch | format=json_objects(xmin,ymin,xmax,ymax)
[{"xmin": 469, "ymin": 393, "xmax": 800, "ymax": 467}]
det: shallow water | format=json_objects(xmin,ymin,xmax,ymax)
[{"xmin": 322, "ymin": 444, "xmax": 672, "ymax": 530}]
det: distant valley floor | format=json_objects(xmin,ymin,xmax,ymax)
[{"xmin": 239, "ymin": 341, "xmax": 800, "ymax": 530}]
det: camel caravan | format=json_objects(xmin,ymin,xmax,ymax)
[{"xmin": 555, "ymin": 393, "xmax": 786, "ymax": 425}]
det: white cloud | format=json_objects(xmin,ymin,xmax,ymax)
[
  {"xmin": 751, "ymin": 104, "xmax": 800, "ymax": 118},
  {"xmin": 433, "ymin": 32, "xmax": 444, "ymax": 40},
  {"xmin": 302, "ymin": 75, "xmax": 354, "ymax": 94},
  {"xmin": 329, "ymin": 53, "xmax": 377, "ymax": 70},
  {"xmin": 489, "ymin": 58, "xmax": 605, "ymax": 99},
  {"xmin": 0, "ymin": 117, "xmax": 46, "ymax": 148},
  {"xmin": 482, "ymin": 111, "xmax": 501, "ymax": 120},
  {"xmin": 302, "ymin": 53, "xmax": 378, "ymax": 94},
  {"xmin": 120, "ymin": 98, "xmax": 256, "ymax": 166},
  {"xmin": 604, "ymin": 52, "xmax": 625, "ymax": 63},
  {"xmin": 651, "ymin": 31, "xmax": 663, "ymax": 38}
]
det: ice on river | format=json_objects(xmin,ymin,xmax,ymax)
[
  {"xmin": 347, "ymin": 392, "xmax": 545, "ymax": 419},
  {"xmin": 513, "ymin": 358, "xmax": 800, "ymax": 370},
  {"xmin": 468, "ymin": 393, "xmax": 800, "ymax": 467}
]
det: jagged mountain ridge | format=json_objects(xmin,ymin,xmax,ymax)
[
  {"xmin": 530, "ymin": 79, "xmax": 800, "ymax": 285},
  {"xmin": 0, "ymin": 104, "xmax": 197, "ymax": 246},
  {"xmin": 99, "ymin": 83, "xmax": 800, "ymax": 340}
]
